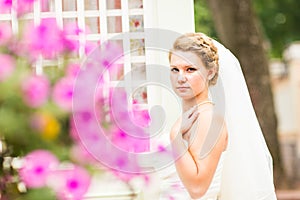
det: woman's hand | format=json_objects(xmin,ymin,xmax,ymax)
[{"xmin": 171, "ymin": 105, "xmax": 199, "ymax": 141}]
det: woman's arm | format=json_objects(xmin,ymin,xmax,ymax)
[{"xmin": 170, "ymin": 109, "xmax": 227, "ymax": 199}]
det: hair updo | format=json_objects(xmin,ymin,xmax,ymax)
[{"xmin": 169, "ymin": 33, "xmax": 219, "ymax": 86}]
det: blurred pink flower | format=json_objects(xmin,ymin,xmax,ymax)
[
  {"xmin": 22, "ymin": 18, "xmax": 71, "ymax": 60},
  {"xmin": 84, "ymin": 41, "xmax": 98, "ymax": 55},
  {"xmin": 52, "ymin": 77, "xmax": 75, "ymax": 111},
  {"xmin": 40, "ymin": 0, "xmax": 49, "ymax": 12},
  {"xmin": 111, "ymin": 128, "xmax": 149, "ymax": 153},
  {"xmin": 0, "ymin": 0, "xmax": 12, "ymax": 13},
  {"xmin": 63, "ymin": 23, "xmax": 97, "ymax": 54},
  {"xmin": 132, "ymin": 106, "xmax": 151, "ymax": 128},
  {"xmin": 62, "ymin": 23, "xmax": 82, "ymax": 53},
  {"xmin": 16, "ymin": 0, "xmax": 35, "ymax": 15},
  {"xmin": 0, "ymin": 54, "xmax": 15, "ymax": 82},
  {"xmin": 63, "ymin": 22, "xmax": 82, "ymax": 36},
  {"xmin": 101, "ymin": 42, "xmax": 123, "ymax": 68},
  {"xmin": 19, "ymin": 150, "xmax": 59, "ymax": 188},
  {"xmin": 88, "ymin": 41, "xmax": 123, "ymax": 69},
  {"xmin": 108, "ymin": 89, "xmax": 150, "ymax": 152},
  {"xmin": 66, "ymin": 63, "xmax": 80, "ymax": 78},
  {"xmin": 21, "ymin": 74, "xmax": 50, "ymax": 107},
  {"xmin": 0, "ymin": 23, "xmax": 12, "ymax": 46},
  {"xmin": 49, "ymin": 166, "xmax": 91, "ymax": 200}
]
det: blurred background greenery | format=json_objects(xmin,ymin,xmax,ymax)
[{"xmin": 195, "ymin": 0, "xmax": 300, "ymax": 58}]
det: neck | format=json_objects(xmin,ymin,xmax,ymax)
[
  {"xmin": 182, "ymin": 88, "xmax": 210, "ymax": 112},
  {"xmin": 182, "ymin": 97, "xmax": 211, "ymax": 112}
]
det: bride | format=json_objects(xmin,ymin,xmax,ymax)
[{"xmin": 160, "ymin": 32, "xmax": 277, "ymax": 200}]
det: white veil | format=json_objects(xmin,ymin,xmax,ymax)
[{"xmin": 211, "ymin": 41, "xmax": 277, "ymax": 200}]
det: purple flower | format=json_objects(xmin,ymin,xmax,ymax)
[
  {"xmin": 0, "ymin": 54, "xmax": 15, "ymax": 82},
  {"xmin": 19, "ymin": 150, "xmax": 59, "ymax": 188},
  {"xmin": 49, "ymin": 166, "xmax": 91, "ymax": 200},
  {"xmin": 52, "ymin": 77, "xmax": 75, "ymax": 111},
  {"xmin": 21, "ymin": 74, "xmax": 50, "ymax": 107},
  {"xmin": 0, "ymin": 22, "xmax": 12, "ymax": 46}
]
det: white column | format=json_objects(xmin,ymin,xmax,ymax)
[
  {"xmin": 283, "ymin": 42, "xmax": 300, "ymax": 156},
  {"xmin": 143, "ymin": 0, "xmax": 195, "ymax": 147}
]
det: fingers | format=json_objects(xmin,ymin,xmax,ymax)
[
  {"xmin": 188, "ymin": 109, "xmax": 199, "ymax": 123},
  {"xmin": 181, "ymin": 107, "xmax": 199, "ymax": 134},
  {"xmin": 186, "ymin": 105, "xmax": 198, "ymax": 118}
]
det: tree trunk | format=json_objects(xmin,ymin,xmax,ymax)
[{"xmin": 206, "ymin": 0, "xmax": 286, "ymax": 187}]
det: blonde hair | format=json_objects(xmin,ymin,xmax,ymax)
[{"xmin": 169, "ymin": 33, "xmax": 219, "ymax": 85}]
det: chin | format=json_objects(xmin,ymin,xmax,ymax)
[{"xmin": 177, "ymin": 94, "xmax": 194, "ymax": 100}]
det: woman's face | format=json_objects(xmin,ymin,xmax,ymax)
[{"xmin": 170, "ymin": 51, "xmax": 210, "ymax": 100}]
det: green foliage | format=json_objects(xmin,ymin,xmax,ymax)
[
  {"xmin": 15, "ymin": 187, "xmax": 56, "ymax": 200},
  {"xmin": 194, "ymin": 0, "xmax": 218, "ymax": 40},
  {"xmin": 253, "ymin": 0, "xmax": 300, "ymax": 58},
  {"xmin": 194, "ymin": 0, "xmax": 300, "ymax": 58}
]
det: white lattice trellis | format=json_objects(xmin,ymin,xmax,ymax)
[{"xmin": 0, "ymin": 0, "xmax": 147, "ymax": 101}]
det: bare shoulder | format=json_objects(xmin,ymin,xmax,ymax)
[{"xmin": 189, "ymin": 109, "xmax": 228, "ymax": 156}]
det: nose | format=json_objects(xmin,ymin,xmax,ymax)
[{"xmin": 178, "ymin": 72, "xmax": 187, "ymax": 83}]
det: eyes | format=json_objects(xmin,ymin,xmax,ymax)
[{"xmin": 170, "ymin": 67, "xmax": 198, "ymax": 73}]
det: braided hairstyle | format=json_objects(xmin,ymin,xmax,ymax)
[{"xmin": 169, "ymin": 33, "xmax": 219, "ymax": 86}]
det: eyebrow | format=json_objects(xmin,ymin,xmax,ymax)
[{"xmin": 170, "ymin": 64, "xmax": 194, "ymax": 68}]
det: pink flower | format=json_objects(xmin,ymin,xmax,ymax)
[
  {"xmin": 63, "ymin": 22, "xmax": 83, "ymax": 36},
  {"xmin": 0, "ymin": 23, "xmax": 12, "ymax": 46},
  {"xmin": 111, "ymin": 128, "xmax": 149, "ymax": 153},
  {"xmin": 89, "ymin": 41, "xmax": 123, "ymax": 69},
  {"xmin": 0, "ymin": 54, "xmax": 15, "ymax": 82},
  {"xmin": 0, "ymin": 0, "xmax": 12, "ymax": 13},
  {"xmin": 66, "ymin": 63, "xmax": 80, "ymax": 78},
  {"xmin": 63, "ymin": 23, "xmax": 97, "ymax": 54},
  {"xmin": 22, "ymin": 18, "xmax": 67, "ymax": 60},
  {"xmin": 84, "ymin": 41, "xmax": 98, "ymax": 55},
  {"xmin": 109, "ymin": 89, "xmax": 150, "ymax": 152},
  {"xmin": 19, "ymin": 150, "xmax": 59, "ymax": 188},
  {"xmin": 15, "ymin": 0, "xmax": 35, "ymax": 16},
  {"xmin": 132, "ymin": 104, "xmax": 151, "ymax": 128},
  {"xmin": 21, "ymin": 74, "xmax": 50, "ymax": 107},
  {"xmin": 49, "ymin": 166, "xmax": 91, "ymax": 200},
  {"xmin": 62, "ymin": 23, "xmax": 81, "ymax": 53},
  {"xmin": 40, "ymin": 0, "xmax": 49, "ymax": 11},
  {"xmin": 52, "ymin": 77, "xmax": 75, "ymax": 111}
]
